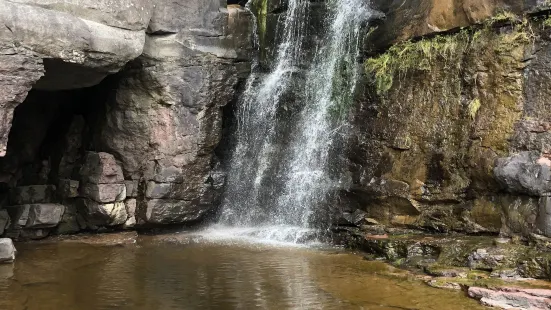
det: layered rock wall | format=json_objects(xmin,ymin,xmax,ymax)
[
  {"xmin": 348, "ymin": 0, "xmax": 551, "ymax": 238},
  {"xmin": 0, "ymin": 0, "xmax": 253, "ymax": 239}
]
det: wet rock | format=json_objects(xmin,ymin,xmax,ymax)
[
  {"xmin": 494, "ymin": 152, "xmax": 551, "ymax": 197},
  {"xmin": 57, "ymin": 179, "xmax": 80, "ymax": 199},
  {"xmin": 9, "ymin": 185, "xmax": 56, "ymax": 205},
  {"xmin": 80, "ymin": 183, "xmax": 126, "ymax": 203},
  {"xmin": 339, "ymin": 209, "xmax": 371, "ymax": 226},
  {"xmin": 0, "ymin": 239, "xmax": 15, "ymax": 263},
  {"xmin": 144, "ymin": 200, "xmax": 210, "ymax": 225},
  {"xmin": 79, "ymin": 152, "xmax": 124, "ymax": 185},
  {"xmin": 20, "ymin": 229, "xmax": 50, "ymax": 240},
  {"xmin": 25, "ymin": 204, "xmax": 65, "ymax": 228},
  {"xmin": 468, "ymin": 287, "xmax": 551, "ymax": 310}
]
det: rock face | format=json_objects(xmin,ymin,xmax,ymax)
[
  {"xmin": 345, "ymin": 1, "xmax": 551, "ymax": 239},
  {"xmin": 0, "ymin": 0, "xmax": 254, "ymax": 238}
]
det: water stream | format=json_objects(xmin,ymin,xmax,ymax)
[{"xmin": 216, "ymin": 0, "xmax": 373, "ymax": 244}]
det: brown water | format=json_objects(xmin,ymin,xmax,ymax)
[{"xmin": 0, "ymin": 234, "xmax": 485, "ymax": 310}]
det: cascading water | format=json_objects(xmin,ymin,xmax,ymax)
[{"xmin": 206, "ymin": 0, "xmax": 375, "ymax": 244}]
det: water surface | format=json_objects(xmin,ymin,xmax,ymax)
[{"xmin": 0, "ymin": 235, "xmax": 485, "ymax": 309}]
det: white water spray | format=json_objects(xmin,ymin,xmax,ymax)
[{"xmin": 211, "ymin": 0, "xmax": 375, "ymax": 245}]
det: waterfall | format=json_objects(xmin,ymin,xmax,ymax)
[{"xmin": 211, "ymin": 0, "xmax": 374, "ymax": 244}]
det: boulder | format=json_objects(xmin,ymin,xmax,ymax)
[
  {"xmin": 494, "ymin": 152, "xmax": 551, "ymax": 196},
  {"xmin": 77, "ymin": 199, "xmax": 127, "ymax": 227},
  {"xmin": 79, "ymin": 152, "xmax": 124, "ymax": 184},
  {"xmin": 0, "ymin": 239, "xmax": 15, "ymax": 263},
  {"xmin": 9, "ymin": 185, "xmax": 56, "ymax": 205},
  {"xmin": 25, "ymin": 204, "xmax": 65, "ymax": 228},
  {"xmin": 80, "ymin": 183, "xmax": 126, "ymax": 203}
]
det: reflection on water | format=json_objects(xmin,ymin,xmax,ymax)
[{"xmin": 0, "ymin": 236, "xmax": 485, "ymax": 310}]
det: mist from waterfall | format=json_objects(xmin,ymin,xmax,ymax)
[{"xmin": 210, "ymin": 0, "xmax": 374, "ymax": 244}]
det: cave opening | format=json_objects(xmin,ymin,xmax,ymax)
[{"xmin": 0, "ymin": 76, "xmax": 117, "ymax": 239}]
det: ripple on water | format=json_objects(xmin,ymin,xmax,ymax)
[{"xmin": 0, "ymin": 239, "xmax": 486, "ymax": 310}]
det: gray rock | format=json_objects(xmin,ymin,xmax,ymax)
[
  {"xmin": 25, "ymin": 204, "xmax": 65, "ymax": 228},
  {"xmin": 0, "ymin": 0, "xmax": 147, "ymax": 88},
  {"xmin": 538, "ymin": 196, "xmax": 551, "ymax": 237},
  {"xmin": 494, "ymin": 152, "xmax": 551, "ymax": 196},
  {"xmin": 123, "ymin": 199, "xmax": 137, "ymax": 229},
  {"xmin": 80, "ymin": 183, "xmax": 126, "ymax": 203},
  {"xmin": 57, "ymin": 179, "xmax": 80, "ymax": 199},
  {"xmin": 9, "ymin": 185, "xmax": 56, "ymax": 205},
  {"xmin": 79, "ymin": 152, "xmax": 124, "ymax": 184},
  {"xmin": 145, "ymin": 200, "xmax": 211, "ymax": 225},
  {"xmin": 5, "ymin": 205, "xmax": 31, "ymax": 228},
  {"xmin": 0, "ymin": 211, "xmax": 9, "ymax": 236},
  {"xmin": 55, "ymin": 203, "xmax": 81, "ymax": 235},
  {"xmin": 0, "ymin": 239, "xmax": 15, "ymax": 263},
  {"xmin": 20, "ymin": 229, "xmax": 51, "ymax": 240},
  {"xmin": 77, "ymin": 199, "xmax": 127, "ymax": 226},
  {"xmin": 124, "ymin": 180, "xmax": 139, "ymax": 198},
  {"xmin": 145, "ymin": 181, "xmax": 200, "ymax": 200}
]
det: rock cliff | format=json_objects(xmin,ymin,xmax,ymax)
[
  {"xmin": 0, "ymin": 0, "xmax": 253, "ymax": 239},
  {"xmin": 344, "ymin": 0, "xmax": 551, "ymax": 240}
]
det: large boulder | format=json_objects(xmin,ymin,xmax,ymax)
[
  {"xmin": 77, "ymin": 199, "xmax": 127, "ymax": 227},
  {"xmin": 0, "ymin": 239, "xmax": 15, "ymax": 263},
  {"xmin": 494, "ymin": 152, "xmax": 551, "ymax": 196}
]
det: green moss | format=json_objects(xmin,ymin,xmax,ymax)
[
  {"xmin": 364, "ymin": 30, "xmax": 472, "ymax": 96},
  {"xmin": 468, "ymin": 99, "xmax": 481, "ymax": 120}
]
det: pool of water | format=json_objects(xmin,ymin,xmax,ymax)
[{"xmin": 0, "ymin": 233, "xmax": 485, "ymax": 310}]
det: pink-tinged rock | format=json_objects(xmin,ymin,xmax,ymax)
[
  {"xmin": 468, "ymin": 286, "xmax": 551, "ymax": 310},
  {"xmin": 79, "ymin": 152, "xmax": 124, "ymax": 184},
  {"xmin": 80, "ymin": 183, "xmax": 126, "ymax": 203},
  {"xmin": 537, "ymin": 157, "xmax": 551, "ymax": 167}
]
